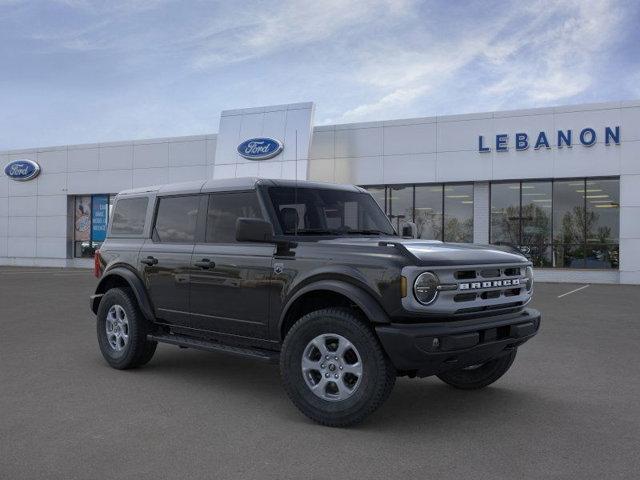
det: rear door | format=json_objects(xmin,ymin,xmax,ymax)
[
  {"xmin": 189, "ymin": 191, "xmax": 274, "ymax": 339},
  {"xmin": 139, "ymin": 194, "xmax": 201, "ymax": 327}
]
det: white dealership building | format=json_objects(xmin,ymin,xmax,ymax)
[{"xmin": 1, "ymin": 100, "xmax": 639, "ymax": 284}]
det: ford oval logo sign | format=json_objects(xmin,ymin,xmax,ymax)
[
  {"xmin": 237, "ymin": 137, "xmax": 283, "ymax": 160},
  {"xmin": 4, "ymin": 159, "xmax": 41, "ymax": 181}
]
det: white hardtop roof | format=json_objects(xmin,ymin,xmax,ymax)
[{"xmin": 116, "ymin": 177, "xmax": 364, "ymax": 197}]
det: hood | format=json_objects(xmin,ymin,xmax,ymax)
[{"xmin": 316, "ymin": 237, "xmax": 529, "ymax": 266}]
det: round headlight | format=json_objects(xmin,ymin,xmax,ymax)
[
  {"xmin": 525, "ymin": 266, "xmax": 534, "ymax": 292},
  {"xmin": 414, "ymin": 272, "xmax": 440, "ymax": 305}
]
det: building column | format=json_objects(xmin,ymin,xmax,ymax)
[
  {"xmin": 619, "ymin": 173, "xmax": 640, "ymax": 284},
  {"xmin": 473, "ymin": 181, "xmax": 489, "ymax": 244}
]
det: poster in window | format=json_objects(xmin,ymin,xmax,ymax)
[
  {"xmin": 75, "ymin": 196, "xmax": 91, "ymax": 242},
  {"xmin": 91, "ymin": 195, "xmax": 109, "ymax": 242}
]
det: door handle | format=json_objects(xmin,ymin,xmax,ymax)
[
  {"xmin": 194, "ymin": 258, "xmax": 215, "ymax": 269},
  {"xmin": 141, "ymin": 256, "xmax": 158, "ymax": 266}
]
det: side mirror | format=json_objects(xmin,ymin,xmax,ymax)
[
  {"xmin": 401, "ymin": 221, "xmax": 417, "ymax": 238},
  {"xmin": 236, "ymin": 218, "xmax": 274, "ymax": 243}
]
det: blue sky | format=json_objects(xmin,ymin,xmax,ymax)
[{"xmin": 1, "ymin": 0, "xmax": 639, "ymax": 150}]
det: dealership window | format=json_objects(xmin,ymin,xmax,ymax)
[
  {"xmin": 388, "ymin": 185, "xmax": 413, "ymax": 232},
  {"xmin": 490, "ymin": 182, "xmax": 520, "ymax": 246},
  {"xmin": 73, "ymin": 194, "xmax": 116, "ymax": 258},
  {"xmin": 490, "ymin": 178, "xmax": 619, "ymax": 269},
  {"xmin": 414, "ymin": 185, "xmax": 443, "ymax": 240},
  {"xmin": 363, "ymin": 183, "xmax": 474, "ymax": 242},
  {"xmin": 444, "ymin": 184, "xmax": 474, "ymax": 242}
]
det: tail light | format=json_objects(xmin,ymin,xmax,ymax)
[{"xmin": 94, "ymin": 250, "xmax": 103, "ymax": 278}]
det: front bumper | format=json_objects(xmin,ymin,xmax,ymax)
[{"xmin": 376, "ymin": 308, "xmax": 541, "ymax": 377}]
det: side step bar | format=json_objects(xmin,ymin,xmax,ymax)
[{"xmin": 148, "ymin": 333, "xmax": 280, "ymax": 364}]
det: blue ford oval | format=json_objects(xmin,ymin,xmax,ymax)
[
  {"xmin": 4, "ymin": 159, "xmax": 41, "ymax": 181},
  {"xmin": 237, "ymin": 138, "xmax": 283, "ymax": 160}
]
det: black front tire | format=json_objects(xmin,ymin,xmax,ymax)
[
  {"xmin": 96, "ymin": 287, "xmax": 157, "ymax": 370},
  {"xmin": 436, "ymin": 349, "xmax": 517, "ymax": 390},
  {"xmin": 280, "ymin": 308, "xmax": 396, "ymax": 427}
]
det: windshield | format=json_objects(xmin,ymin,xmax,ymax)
[{"xmin": 267, "ymin": 186, "xmax": 396, "ymax": 236}]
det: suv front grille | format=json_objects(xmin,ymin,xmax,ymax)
[{"xmin": 402, "ymin": 262, "xmax": 532, "ymax": 317}]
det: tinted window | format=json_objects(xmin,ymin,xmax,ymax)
[
  {"xmin": 110, "ymin": 197, "xmax": 148, "ymax": 235},
  {"xmin": 154, "ymin": 195, "xmax": 200, "ymax": 243},
  {"xmin": 365, "ymin": 186, "xmax": 386, "ymax": 213},
  {"xmin": 268, "ymin": 187, "xmax": 395, "ymax": 236},
  {"xmin": 206, "ymin": 192, "xmax": 262, "ymax": 243}
]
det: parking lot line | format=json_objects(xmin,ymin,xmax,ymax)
[{"xmin": 557, "ymin": 284, "xmax": 590, "ymax": 298}]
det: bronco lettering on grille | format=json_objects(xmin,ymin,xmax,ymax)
[{"xmin": 459, "ymin": 278, "xmax": 520, "ymax": 290}]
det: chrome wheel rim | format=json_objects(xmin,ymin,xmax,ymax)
[
  {"xmin": 105, "ymin": 305, "xmax": 129, "ymax": 352},
  {"xmin": 301, "ymin": 333, "xmax": 363, "ymax": 402}
]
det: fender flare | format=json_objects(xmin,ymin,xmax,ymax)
[
  {"xmin": 92, "ymin": 267, "xmax": 155, "ymax": 322},
  {"xmin": 278, "ymin": 279, "xmax": 390, "ymax": 333}
]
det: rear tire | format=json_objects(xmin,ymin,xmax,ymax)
[
  {"xmin": 96, "ymin": 287, "xmax": 157, "ymax": 370},
  {"xmin": 280, "ymin": 308, "xmax": 396, "ymax": 427},
  {"xmin": 436, "ymin": 349, "xmax": 517, "ymax": 390}
]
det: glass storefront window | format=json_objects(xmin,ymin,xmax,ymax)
[
  {"xmin": 490, "ymin": 182, "xmax": 520, "ymax": 246},
  {"xmin": 414, "ymin": 185, "xmax": 442, "ymax": 240},
  {"xmin": 585, "ymin": 178, "xmax": 619, "ymax": 269},
  {"xmin": 388, "ymin": 185, "xmax": 413, "ymax": 233},
  {"xmin": 553, "ymin": 180, "xmax": 585, "ymax": 245},
  {"xmin": 74, "ymin": 194, "xmax": 116, "ymax": 258},
  {"xmin": 444, "ymin": 184, "xmax": 473, "ymax": 243},
  {"xmin": 364, "ymin": 183, "xmax": 474, "ymax": 242},
  {"xmin": 490, "ymin": 178, "xmax": 619, "ymax": 269},
  {"xmin": 521, "ymin": 181, "xmax": 552, "ymax": 267}
]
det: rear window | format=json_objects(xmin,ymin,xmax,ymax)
[
  {"xmin": 110, "ymin": 197, "xmax": 149, "ymax": 236},
  {"xmin": 154, "ymin": 195, "xmax": 200, "ymax": 243}
]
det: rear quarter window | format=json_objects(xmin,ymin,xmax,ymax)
[
  {"xmin": 154, "ymin": 195, "xmax": 200, "ymax": 243},
  {"xmin": 110, "ymin": 197, "xmax": 149, "ymax": 236}
]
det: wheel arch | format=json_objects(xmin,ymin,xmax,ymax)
[
  {"xmin": 91, "ymin": 267, "xmax": 155, "ymax": 322},
  {"xmin": 279, "ymin": 280, "xmax": 390, "ymax": 340}
]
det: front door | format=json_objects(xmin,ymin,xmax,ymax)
[
  {"xmin": 139, "ymin": 194, "xmax": 201, "ymax": 327},
  {"xmin": 188, "ymin": 191, "xmax": 274, "ymax": 339}
]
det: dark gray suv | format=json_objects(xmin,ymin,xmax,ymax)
[{"xmin": 91, "ymin": 177, "xmax": 540, "ymax": 427}]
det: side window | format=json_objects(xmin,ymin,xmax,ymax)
[
  {"xmin": 206, "ymin": 192, "xmax": 262, "ymax": 243},
  {"xmin": 154, "ymin": 195, "xmax": 200, "ymax": 243},
  {"xmin": 110, "ymin": 197, "xmax": 148, "ymax": 235}
]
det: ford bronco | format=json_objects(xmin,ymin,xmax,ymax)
[{"xmin": 90, "ymin": 178, "xmax": 540, "ymax": 427}]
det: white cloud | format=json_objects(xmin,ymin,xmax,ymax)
[
  {"xmin": 482, "ymin": 0, "xmax": 621, "ymax": 105},
  {"xmin": 191, "ymin": 0, "xmax": 413, "ymax": 69},
  {"xmin": 334, "ymin": 0, "xmax": 625, "ymax": 122}
]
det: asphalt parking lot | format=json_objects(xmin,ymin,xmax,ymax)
[{"xmin": 1, "ymin": 268, "xmax": 639, "ymax": 479}]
